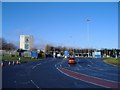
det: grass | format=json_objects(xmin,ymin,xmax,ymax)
[
  {"xmin": 103, "ymin": 58, "xmax": 120, "ymax": 66},
  {"xmin": 0, "ymin": 56, "xmax": 43, "ymax": 61}
]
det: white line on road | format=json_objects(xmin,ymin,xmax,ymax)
[
  {"xmin": 57, "ymin": 67, "xmax": 110, "ymax": 88},
  {"xmin": 61, "ymin": 67, "xmax": 120, "ymax": 83},
  {"xmin": 68, "ymin": 64, "xmax": 70, "ymax": 67},
  {"xmin": 30, "ymin": 80, "xmax": 40, "ymax": 88},
  {"xmin": 87, "ymin": 64, "xmax": 91, "ymax": 67},
  {"xmin": 77, "ymin": 64, "xmax": 82, "ymax": 67},
  {"xmin": 37, "ymin": 63, "xmax": 41, "ymax": 66},
  {"xmin": 32, "ymin": 66, "xmax": 36, "ymax": 69},
  {"xmin": 32, "ymin": 63, "xmax": 41, "ymax": 69}
]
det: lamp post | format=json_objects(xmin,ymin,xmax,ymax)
[{"xmin": 86, "ymin": 19, "xmax": 91, "ymax": 57}]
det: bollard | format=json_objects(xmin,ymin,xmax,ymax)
[
  {"xmin": 16, "ymin": 61, "xmax": 19, "ymax": 64},
  {"xmin": 19, "ymin": 58, "xmax": 21, "ymax": 64},
  {"xmin": 12, "ymin": 61, "xmax": 15, "ymax": 65},
  {"xmin": 18, "ymin": 61, "xmax": 21, "ymax": 64},
  {"xmin": 8, "ymin": 61, "xmax": 11, "ymax": 65},
  {"xmin": 1, "ymin": 62, "xmax": 3, "ymax": 67}
]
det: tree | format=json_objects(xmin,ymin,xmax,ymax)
[
  {"xmin": 0, "ymin": 38, "xmax": 17, "ymax": 50},
  {"xmin": 45, "ymin": 44, "xmax": 52, "ymax": 53}
]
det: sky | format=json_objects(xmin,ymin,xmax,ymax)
[{"xmin": 2, "ymin": 2, "xmax": 118, "ymax": 49}]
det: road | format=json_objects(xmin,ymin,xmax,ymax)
[{"xmin": 2, "ymin": 58, "xmax": 120, "ymax": 89}]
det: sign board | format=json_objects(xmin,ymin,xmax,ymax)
[
  {"xmin": 31, "ymin": 51, "xmax": 38, "ymax": 58},
  {"xmin": 64, "ymin": 51, "xmax": 69, "ymax": 57},
  {"xmin": 93, "ymin": 51, "xmax": 101, "ymax": 58}
]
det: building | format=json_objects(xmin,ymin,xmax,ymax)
[{"xmin": 20, "ymin": 35, "xmax": 34, "ymax": 50}]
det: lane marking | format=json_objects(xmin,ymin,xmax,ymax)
[
  {"xmin": 37, "ymin": 63, "xmax": 41, "ymax": 66},
  {"xmin": 30, "ymin": 80, "xmax": 40, "ymax": 88},
  {"xmin": 59, "ymin": 67, "xmax": 120, "ymax": 83},
  {"xmin": 77, "ymin": 64, "xmax": 82, "ymax": 67},
  {"xmin": 87, "ymin": 64, "xmax": 91, "ymax": 67},
  {"xmin": 78, "ymin": 64, "xmax": 118, "ymax": 76},
  {"xmin": 57, "ymin": 67, "xmax": 119, "ymax": 88},
  {"xmin": 32, "ymin": 66, "xmax": 36, "ymax": 69},
  {"xmin": 55, "ymin": 64, "xmax": 56, "ymax": 67},
  {"xmin": 89, "ymin": 60, "xmax": 94, "ymax": 64},
  {"xmin": 56, "ymin": 58, "xmax": 119, "ymax": 82},
  {"xmin": 57, "ymin": 68, "xmax": 109, "ymax": 88}
]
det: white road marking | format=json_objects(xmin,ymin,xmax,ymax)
[
  {"xmin": 30, "ymin": 80, "xmax": 39, "ymax": 88},
  {"xmin": 32, "ymin": 63, "xmax": 41, "ymax": 69},
  {"xmin": 37, "ymin": 63, "xmax": 41, "ymax": 66},
  {"xmin": 89, "ymin": 60, "xmax": 94, "ymax": 64},
  {"xmin": 68, "ymin": 64, "xmax": 70, "ymax": 67},
  {"xmin": 87, "ymin": 64, "xmax": 91, "ymax": 67},
  {"xmin": 60, "ymin": 67, "xmax": 120, "ymax": 83},
  {"xmin": 32, "ymin": 66, "xmax": 36, "ymax": 69},
  {"xmin": 77, "ymin": 64, "xmax": 82, "ymax": 67},
  {"xmin": 57, "ymin": 68, "xmax": 113, "ymax": 88}
]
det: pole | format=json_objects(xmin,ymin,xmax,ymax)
[{"xmin": 87, "ymin": 19, "xmax": 90, "ymax": 57}]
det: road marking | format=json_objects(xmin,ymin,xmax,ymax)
[
  {"xmin": 32, "ymin": 66, "xmax": 36, "ymax": 69},
  {"xmin": 59, "ymin": 67, "xmax": 120, "ymax": 83},
  {"xmin": 87, "ymin": 64, "xmax": 91, "ymax": 67},
  {"xmin": 89, "ymin": 60, "xmax": 94, "ymax": 64},
  {"xmin": 78, "ymin": 64, "xmax": 118, "ymax": 76},
  {"xmin": 37, "ymin": 63, "xmax": 41, "ymax": 66},
  {"xmin": 68, "ymin": 64, "xmax": 70, "ymax": 67},
  {"xmin": 77, "ymin": 64, "xmax": 82, "ymax": 67},
  {"xmin": 57, "ymin": 68, "xmax": 109, "ymax": 88},
  {"xmin": 57, "ymin": 67, "xmax": 119, "ymax": 88},
  {"xmin": 30, "ymin": 80, "xmax": 40, "ymax": 88}
]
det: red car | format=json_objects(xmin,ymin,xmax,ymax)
[{"xmin": 68, "ymin": 58, "xmax": 76, "ymax": 64}]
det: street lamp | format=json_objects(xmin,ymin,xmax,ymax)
[{"xmin": 86, "ymin": 19, "xmax": 91, "ymax": 57}]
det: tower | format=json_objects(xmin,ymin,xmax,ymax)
[{"xmin": 20, "ymin": 35, "xmax": 34, "ymax": 50}]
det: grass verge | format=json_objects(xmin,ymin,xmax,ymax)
[{"xmin": 103, "ymin": 58, "xmax": 120, "ymax": 66}]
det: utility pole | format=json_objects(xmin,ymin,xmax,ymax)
[{"xmin": 86, "ymin": 19, "xmax": 91, "ymax": 57}]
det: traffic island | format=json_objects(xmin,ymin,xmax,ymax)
[
  {"xmin": 57, "ymin": 67, "xmax": 120, "ymax": 88},
  {"xmin": 103, "ymin": 58, "xmax": 120, "ymax": 66}
]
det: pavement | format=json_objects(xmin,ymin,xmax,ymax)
[{"xmin": 2, "ymin": 57, "xmax": 120, "ymax": 89}]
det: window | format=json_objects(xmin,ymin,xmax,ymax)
[{"xmin": 25, "ymin": 44, "xmax": 29, "ymax": 50}]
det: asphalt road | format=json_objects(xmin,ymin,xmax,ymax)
[{"xmin": 2, "ymin": 57, "xmax": 120, "ymax": 89}]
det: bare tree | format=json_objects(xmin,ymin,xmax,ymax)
[
  {"xmin": 45, "ymin": 44, "xmax": 52, "ymax": 53},
  {"xmin": 0, "ymin": 38, "xmax": 17, "ymax": 50}
]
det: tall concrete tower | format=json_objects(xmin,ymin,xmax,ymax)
[{"xmin": 20, "ymin": 35, "xmax": 34, "ymax": 50}]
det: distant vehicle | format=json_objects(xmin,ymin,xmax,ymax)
[
  {"xmin": 68, "ymin": 57, "xmax": 76, "ymax": 64},
  {"xmin": 75, "ymin": 54, "xmax": 79, "ymax": 58},
  {"xmin": 57, "ymin": 53, "xmax": 61, "ymax": 58}
]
